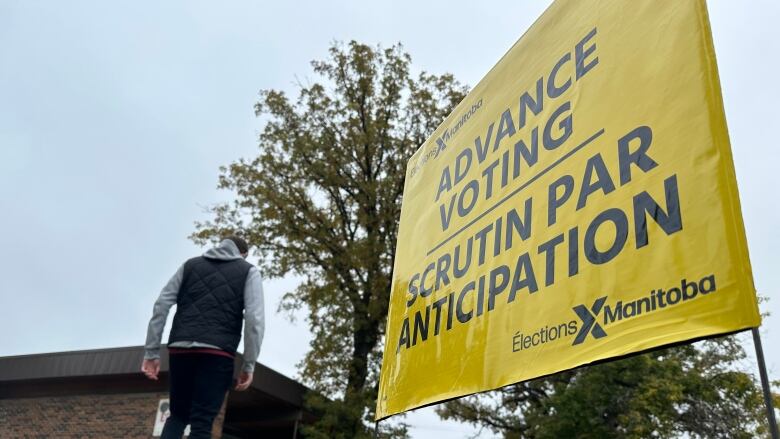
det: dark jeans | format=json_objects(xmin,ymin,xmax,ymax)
[{"xmin": 161, "ymin": 353, "xmax": 234, "ymax": 439}]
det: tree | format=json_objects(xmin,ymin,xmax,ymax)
[
  {"xmin": 192, "ymin": 41, "xmax": 467, "ymax": 438},
  {"xmin": 437, "ymin": 335, "xmax": 770, "ymax": 438}
]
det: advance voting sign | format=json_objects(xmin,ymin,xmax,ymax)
[{"xmin": 376, "ymin": 0, "xmax": 761, "ymax": 419}]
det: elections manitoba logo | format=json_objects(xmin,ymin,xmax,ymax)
[
  {"xmin": 512, "ymin": 274, "xmax": 717, "ymax": 352},
  {"xmin": 408, "ymin": 99, "xmax": 484, "ymax": 178}
]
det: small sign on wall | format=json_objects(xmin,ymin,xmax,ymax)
[{"xmin": 153, "ymin": 399, "xmax": 191, "ymax": 436}]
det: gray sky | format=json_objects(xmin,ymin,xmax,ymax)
[{"xmin": 1, "ymin": 1, "xmax": 778, "ymax": 437}]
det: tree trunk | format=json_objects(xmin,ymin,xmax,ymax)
[{"xmin": 344, "ymin": 311, "xmax": 380, "ymax": 436}]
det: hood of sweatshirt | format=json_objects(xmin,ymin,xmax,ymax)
[{"xmin": 202, "ymin": 239, "xmax": 245, "ymax": 261}]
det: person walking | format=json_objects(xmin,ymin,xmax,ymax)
[{"xmin": 141, "ymin": 236, "xmax": 265, "ymax": 438}]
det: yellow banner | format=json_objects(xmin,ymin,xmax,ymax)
[{"xmin": 376, "ymin": 0, "xmax": 761, "ymax": 419}]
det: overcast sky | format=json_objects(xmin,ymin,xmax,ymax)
[{"xmin": 1, "ymin": 1, "xmax": 778, "ymax": 437}]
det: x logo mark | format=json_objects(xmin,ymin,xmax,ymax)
[{"xmin": 572, "ymin": 296, "xmax": 608, "ymax": 345}]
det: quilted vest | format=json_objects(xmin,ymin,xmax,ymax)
[{"xmin": 168, "ymin": 256, "xmax": 252, "ymax": 354}]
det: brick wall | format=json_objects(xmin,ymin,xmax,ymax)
[{"xmin": 0, "ymin": 392, "xmax": 227, "ymax": 439}]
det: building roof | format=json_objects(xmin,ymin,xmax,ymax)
[{"xmin": 0, "ymin": 346, "xmax": 317, "ymax": 438}]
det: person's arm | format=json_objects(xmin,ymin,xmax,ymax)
[
  {"xmin": 238, "ymin": 267, "xmax": 265, "ymax": 381},
  {"xmin": 144, "ymin": 265, "xmax": 184, "ymax": 360}
]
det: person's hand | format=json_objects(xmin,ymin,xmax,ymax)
[
  {"xmin": 141, "ymin": 358, "xmax": 160, "ymax": 381},
  {"xmin": 235, "ymin": 370, "xmax": 253, "ymax": 391}
]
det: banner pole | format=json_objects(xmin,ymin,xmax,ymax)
[
  {"xmin": 752, "ymin": 327, "xmax": 779, "ymax": 439},
  {"xmin": 374, "ymin": 420, "xmax": 380, "ymax": 439}
]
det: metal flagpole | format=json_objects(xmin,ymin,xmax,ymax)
[
  {"xmin": 292, "ymin": 410, "xmax": 302, "ymax": 438},
  {"xmin": 374, "ymin": 420, "xmax": 380, "ymax": 439},
  {"xmin": 752, "ymin": 327, "xmax": 779, "ymax": 439}
]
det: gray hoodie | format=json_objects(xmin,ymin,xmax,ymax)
[{"xmin": 143, "ymin": 239, "xmax": 265, "ymax": 373}]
